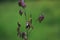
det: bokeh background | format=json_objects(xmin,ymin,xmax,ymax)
[{"xmin": 0, "ymin": 0, "xmax": 60, "ymax": 40}]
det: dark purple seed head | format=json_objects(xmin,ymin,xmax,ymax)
[
  {"xmin": 18, "ymin": 0, "xmax": 26, "ymax": 8},
  {"xmin": 19, "ymin": 10, "xmax": 23, "ymax": 16},
  {"xmin": 17, "ymin": 22, "xmax": 21, "ymax": 27},
  {"xmin": 38, "ymin": 15, "xmax": 44, "ymax": 23},
  {"xmin": 18, "ymin": 0, "xmax": 22, "ymax": 6},
  {"xmin": 21, "ymin": 0, "xmax": 26, "ymax": 8},
  {"xmin": 21, "ymin": 2, "xmax": 26, "ymax": 8}
]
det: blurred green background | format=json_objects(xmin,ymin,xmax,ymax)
[{"xmin": 0, "ymin": 0, "xmax": 60, "ymax": 40}]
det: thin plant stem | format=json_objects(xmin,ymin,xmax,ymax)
[
  {"xmin": 27, "ymin": 29, "xmax": 28, "ymax": 40},
  {"xmin": 24, "ymin": 8, "xmax": 27, "ymax": 22}
]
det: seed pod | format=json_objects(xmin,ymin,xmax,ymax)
[
  {"xmin": 17, "ymin": 22, "xmax": 21, "ymax": 27},
  {"xmin": 19, "ymin": 9, "xmax": 23, "ymax": 16}
]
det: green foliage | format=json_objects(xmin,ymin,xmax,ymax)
[
  {"xmin": 0, "ymin": 1, "xmax": 60, "ymax": 40},
  {"xmin": 0, "ymin": 0, "xmax": 60, "ymax": 2}
]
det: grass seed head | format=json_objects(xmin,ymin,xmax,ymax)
[
  {"xmin": 17, "ymin": 32, "xmax": 21, "ymax": 37},
  {"xmin": 17, "ymin": 22, "xmax": 21, "ymax": 27},
  {"xmin": 38, "ymin": 14, "xmax": 44, "ymax": 23},
  {"xmin": 18, "ymin": 0, "xmax": 26, "ymax": 8},
  {"xmin": 26, "ymin": 21, "xmax": 30, "ymax": 30},
  {"xmin": 19, "ymin": 9, "xmax": 23, "ymax": 16},
  {"xmin": 21, "ymin": 32, "xmax": 27, "ymax": 39}
]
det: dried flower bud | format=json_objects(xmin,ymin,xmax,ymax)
[{"xmin": 19, "ymin": 9, "xmax": 23, "ymax": 16}]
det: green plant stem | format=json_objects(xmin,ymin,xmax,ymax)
[
  {"xmin": 24, "ymin": 8, "xmax": 27, "ymax": 22},
  {"xmin": 27, "ymin": 30, "xmax": 28, "ymax": 40}
]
